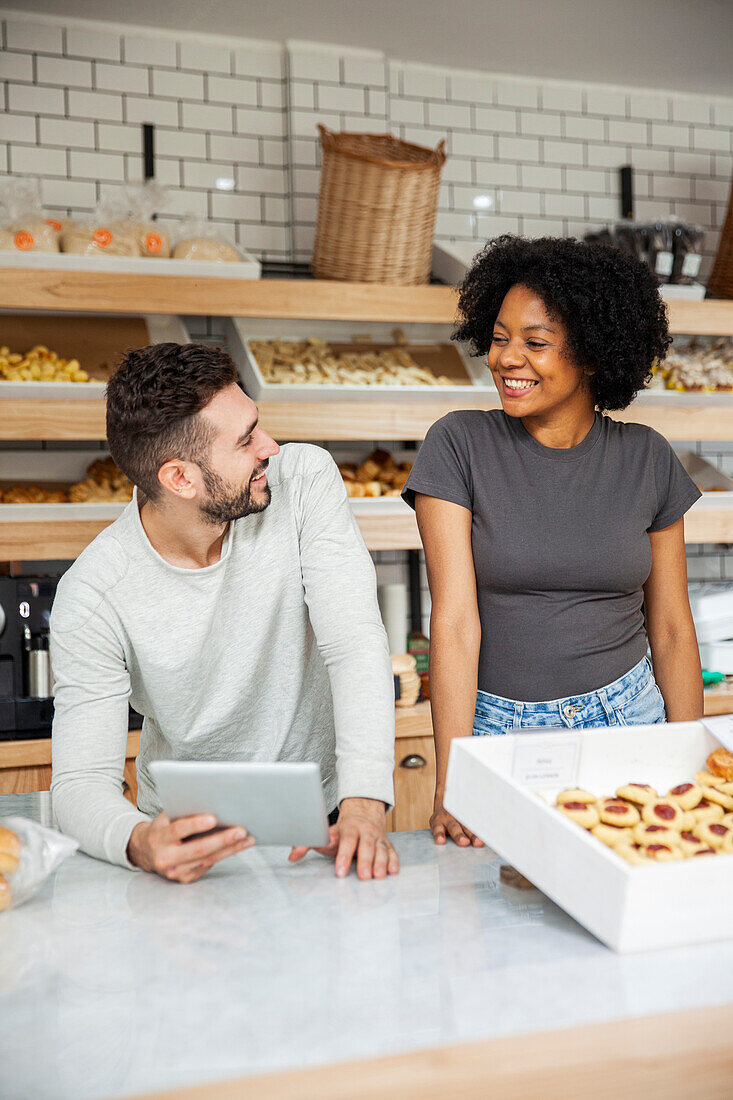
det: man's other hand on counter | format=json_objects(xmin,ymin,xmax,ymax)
[
  {"xmin": 288, "ymin": 797, "xmax": 399, "ymax": 880},
  {"xmin": 127, "ymin": 812, "xmax": 255, "ymax": 883}
]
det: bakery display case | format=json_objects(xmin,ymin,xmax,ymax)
[{"xmin": 3, "ymin": 270, "xmax": 733, "ymax": 812}]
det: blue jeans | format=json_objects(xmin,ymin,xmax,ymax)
[{"xmin": 473, "ymin": 656, "xmax": 666, "ymax": 736}]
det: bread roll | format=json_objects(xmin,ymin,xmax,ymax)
[
  {"xmin": 0, "ymin": 825, "xmax": 21, "ymax": 875},
  {"xmin": 8, "ymin": 219, "xmax": 60, "ymax": 252},
  {"xmin": 61, "ymin": 226, "xmax": 141, "ymax": 257},
  {"xmin": 172, "ymin": 237, "xmax": 239, "ymax": 262},
  {"xmin": 0, "ymin": 874, "xmax": 10, "ymax": 912},
  {"xmin": 118, "ymin": 221, "xmax": 170, "ymax": 258}
]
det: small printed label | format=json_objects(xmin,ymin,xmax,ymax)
[
  {"xmin": 655, "ymin": 250, "xmax": 674, "ymax": 276},
  {"xmin": 511, "ymin": 736, "xmax": 580, "ymax": 789},
  {"xmin": 93, "ymin": 228, "xmax": 112, "ymax": 247},
  {"xmin": 13, "ymin": 231, "xmax": 33, "ymax": 251},
  {"xmin": 681, "ymin": 253, "xmax": 701, "ymax": 278},
  {"xmin": 145, "ymin": 232, "xmax": 163, "ymax": 254},
  {"xmin": 701, "ymin": 715, "xmax": 733, "ymax": 753}
]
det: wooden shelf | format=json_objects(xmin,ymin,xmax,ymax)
[
  {"xmin": 2, "ymin": 267, "xmax": 733, "ymax": 333},
  {"xmin": 6, "ymin": 492, "xmax": 733, "ymax": 560},
  {"xmin": 6, "ymin": 392, "xmax": 733, "ymax": 443}
]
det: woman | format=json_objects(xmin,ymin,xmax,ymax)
[{"xmin": 402, "ymin": 235, "xmax": 703, "ymax": 848}]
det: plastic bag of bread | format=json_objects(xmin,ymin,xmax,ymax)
[
  {"xmin": 120, "ymin": 181, "xmax": 171, "ymax": 257},
  {"xmin": 0, "ymin": 177, "xmax": 61, "ymax": 253},
  {"xmin": 0, "ymin": 817, "xmax": 77, "ymax": 912},
  {"xmin": 171, "ymin": 216, "xmax": 241, "ymax": 262},
  {"xmin": 61, "ymin": 195, "xmax": 141, "ymax": 257}
]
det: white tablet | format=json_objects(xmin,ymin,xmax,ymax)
[{"xmin": 148, "ymin": 760, "xmax": 331, "ymax": 847}]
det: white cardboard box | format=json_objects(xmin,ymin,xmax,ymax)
[{"xmin": 444, "ymin": 722, "xmax": 733, "ymax": 953}]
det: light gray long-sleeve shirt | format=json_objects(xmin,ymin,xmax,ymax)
[{"xmin": 50, "ymin": 443, "xmax": 395, "ymax": 868}]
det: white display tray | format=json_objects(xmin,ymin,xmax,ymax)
[
  {"xmin": 444, "ymin": 722, "xmax": 733, "ymax": 953},
  {"xmin": 689, "ymin": 582, "xmax": 733, "ymax": 646},
  {"xmin": 0, "ymin": 246, "xmax": 260, "ymax": 280},
  {"xmin": 0, "ymin": 501, "xmax": 126, "ymax": 521},
  {"xmin": 226, "ymin": 317, "xmax": 494, "ymax": 402},
  {"xmin": 700, "ymin": 642, "xmax": 733, "ymax": 674},
  {"xmin": 0, "ymin": 312, "xmax": 189, "ymax": 400},
  {"xmin": 678, "ymin": 451, "xmax": 733, "ymax": 493}
]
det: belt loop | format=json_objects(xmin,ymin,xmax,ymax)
[
  {"xmin": 598, "ymin": 688, "xmax": 616, "ymax": 725},
  {"xmin": 513, "ymin": 701, "xmax": 524, "ymax": 729}
]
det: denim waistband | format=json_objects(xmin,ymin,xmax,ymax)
[{"xmin": 475, "ymin": 656, "xmax": 654, "ymax": 728}]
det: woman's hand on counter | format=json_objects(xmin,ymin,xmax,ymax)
[
  {"xmin": 289, "ymin": 796, "xmax": 399, "ymax": 880},
  {"xmin": 430, "ymin": 799, "xmax": 484, "ymax": 848},
  {"xmin": 127, "ymin": 812, "xmax": 255, "ymax": 883}
]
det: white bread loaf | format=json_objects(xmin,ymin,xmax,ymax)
[
  {"xmin": 172, "ymin": 237, "xmax": 240, "ymax": 262},
  {"xmin": 0, "ymin": 825, "xmax": 21, "ymax": 875},
  {"xmin": 61, "ymin": 225, "xmax": 141, "ymax": 257}
]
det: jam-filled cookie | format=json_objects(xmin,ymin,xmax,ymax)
[
  {"xmin": 678, "ymin": 829, "xmax": 709, "ymax": 856},
  {"xmin": 615, "ymin": 783, "xmax": 657, "ymax": 807},
  {"xmin": 615, "ymin": 843, "xmax": 649, "ymax": 865},
  {"xmin": 695, "ymin": 770, "xmax": 725, "ymax": 788},
  {"xmin": 591, "ymin": 823, "xmax": 634, "ymax": 847},
  {"xmin": 692, "ymin": 847, "xmax": 717, "ymax": 857},
  {"xmin": 668, "ymin": 782, "xmax": 702, "ymax": 811},
  {"xmin": 690, "ymin": 797, "xmax": 724, "ymax": 825},
  {"xmin": 720, "ymin": 812, "xmax": 733, "ymax": 828},
  {"xmin": 558, "ymin": 801, "xmax": 600, "ymax": 829},
  {"xmin": 641, "ymin": 800, "xmax": 688, "ymax": 829},
  {"xmin": 642, "ymin": 842, "xmax": 682, "ymax": 861},
  {"xmin": 633, "ymin": 823, "xmax": 679, "ymax": 847},
  {"xmin": 700, "ymin": 785, "xmax": 733, "ymax": 812},
  {"xmin": 556, "ymin": 789, "xmax": 597, "ymax": 807},
  {"xmin": 696, "ymin": 821, "xmax": 732, "ymax": 850},
  {"xmin": 723, "ymin": 831, "xmax": 733, "ymax": 854},
  {"xmin": 598, "ymin": 798, "xmax": 640, "ymax": 827}
]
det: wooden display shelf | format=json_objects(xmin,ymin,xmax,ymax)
[
  {"xmin": 7, "ymin": 493, "xmax": 733, "ymax": 560},
  {"xmin": 0, "ymin": 508, "xmax": 422, "ymax": 558},
  {"xmin": 2, "ymin": 267, "xmax": 733, "ymax": 333},
  {"xmin": 6, "ymin": 392, "xmax": 733, "ymax": 443}
]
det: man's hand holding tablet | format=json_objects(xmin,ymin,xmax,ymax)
[{"xmin": 127, "ymin": 813, "xmax": 254, "ymax": 883}]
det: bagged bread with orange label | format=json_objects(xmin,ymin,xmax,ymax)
[
  {"xmin": 0, "ymin": 817, "xmax": 77, "ymax": 912},
  {"xmin": 0, "ymin": 177, "xmax": 61, "ymax": 253},
  {"xmin": 61, "ymin": 195, "xmax": 141, "ymax": 256},
  {"xmin": 171, "ymin": 214, "xmax": 241, "ymax": 262},
  {"xmin": 120, "ymin": 181, "xmax": 171, "ymax": 257}
]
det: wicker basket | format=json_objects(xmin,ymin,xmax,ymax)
[
  {"xmin": 708, "ymin": 179, "xmax": 733, "ymax": 299},
  {"xmin": 311, "ymin": 126, "xmax": 446, "ymax": 285}
]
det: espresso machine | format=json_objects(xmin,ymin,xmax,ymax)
[
  {"xmin": 0, "ymin": 575, "xmax": 56, "ymax": 738},
  {"xmin": 0, "ymin": 574, "xmax": 141, "ymax": 739}
]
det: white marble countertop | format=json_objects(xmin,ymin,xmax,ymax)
[{"xmin": 2, "ymin": 791, "xmax": 733, "ymax": 1100}]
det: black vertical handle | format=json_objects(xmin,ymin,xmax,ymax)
[
  {"xmin": 143, "ymin": 123, "xmax": 155, "ymax": 181},
  {"xmin": 620, "ymin": 165, "xmax": 633, "ymax": 220}
]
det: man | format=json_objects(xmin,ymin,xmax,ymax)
[{"xmin": 51, "ymin": 342, "xmax": 398, "ymax": 883}]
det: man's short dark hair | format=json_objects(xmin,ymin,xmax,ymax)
[{"xmin": 106, "ymin": 342, "xmax": 239, "ymax": 501}]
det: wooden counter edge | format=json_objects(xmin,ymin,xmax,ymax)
[
  {"xmin": 131, "ymin": 1002, "xmax": 733, "ymax": 1100},
  {"xmin": 0, "ymin": 729, "xmax": 140, "ymax": 768}
]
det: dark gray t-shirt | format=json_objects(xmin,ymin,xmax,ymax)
[{"xmin": 403, "ymin": 410, "xmax": 701, "ymax": 701}]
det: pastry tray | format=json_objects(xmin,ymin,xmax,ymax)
[
  {"xmin": 444, "ymin": 721, "xmax": 733, "ymax": 953},
  {"xmin": 0, "ymin": 311, "xmax": 189, "ymax": 399},
  {"xmin": 226, "ymin": 317, "xmax": 495, "ymax": 402}
]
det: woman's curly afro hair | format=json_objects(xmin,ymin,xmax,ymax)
[{"xmin": 452, "ymin": 235, "xmax": 671, "ymax": 411}]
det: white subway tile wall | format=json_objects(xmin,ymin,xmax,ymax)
[
  {"xmin": 1, "ymin": 13, "xmax": 290, "ymax": 259},
  {"xmin": 1, "ymin": 12, "xmax": 733, "ymax": 593}
]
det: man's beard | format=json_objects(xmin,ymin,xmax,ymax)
[{"xmin": 198, "ymin": 461, "xmax": 271, "ymax": 524}]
